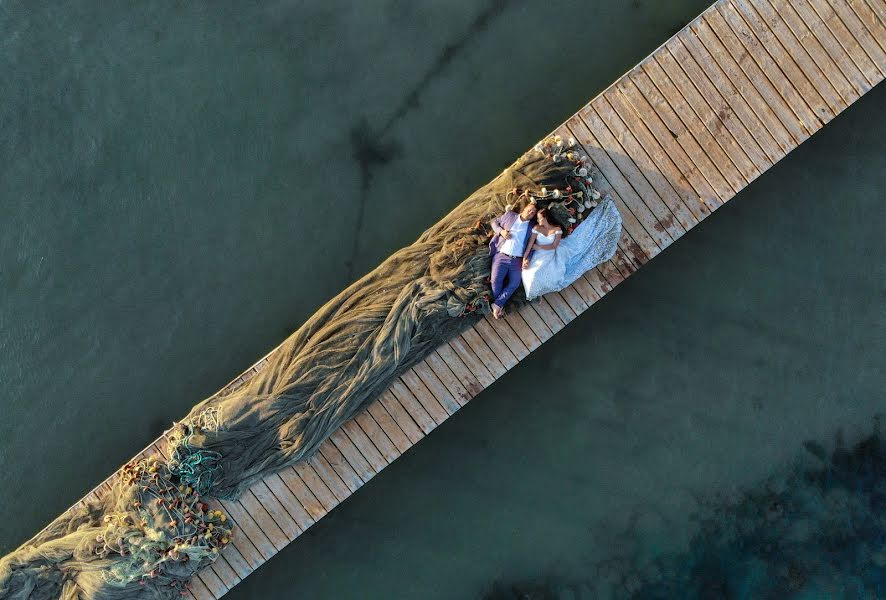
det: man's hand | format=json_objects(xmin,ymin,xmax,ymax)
[{"xmin": 501, "ymin": 230, "xmax": 511, "ymax": 239}]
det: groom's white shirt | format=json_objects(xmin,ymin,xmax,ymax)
[{"xmin": 499, "ymin": 218, "xmax": 530, "ymax": 257}]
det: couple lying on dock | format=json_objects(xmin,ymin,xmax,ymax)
[{"xmin": 488, "ymin": 196, "xmax": 622, "ymax": 319}]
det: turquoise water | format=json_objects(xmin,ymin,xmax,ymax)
[{"xmin": 1, "ymin": 1, "xmax": 884, "ymax": 598}]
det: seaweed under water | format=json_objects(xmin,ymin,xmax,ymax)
[{"xmin": 483, "ymin": 421, "xmax": 886, "ymax": 600}]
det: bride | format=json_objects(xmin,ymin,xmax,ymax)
[{"xmin": 521, "ymin": 198, "xmax": 622, "ymax": 301}]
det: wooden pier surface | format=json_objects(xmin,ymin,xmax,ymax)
[{"xmin": 28, "ymin": 1, "xmax": 886, "ymax": 597}]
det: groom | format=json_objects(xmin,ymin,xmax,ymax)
[{"xmin": 488, "ymin": 201, "xmax": 537, "ymax": 319}]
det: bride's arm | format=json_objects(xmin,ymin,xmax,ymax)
[{"xmin": 521, "ymin": 232, "xmax": 538, "ymax": 269}]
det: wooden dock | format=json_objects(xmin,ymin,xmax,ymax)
[{"xmin": 27, "ymin": 1, "xmax": 885, "ymax": 597}]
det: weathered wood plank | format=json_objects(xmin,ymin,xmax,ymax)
[
  {"xmin": 388, "ymin": 379, "xmax": 438, "ymax": 432},
  {"xmin": 279, "ymin": 466, "xmax": 327, "ymax": 521},
  {"xmin": 829, "ymin": 0, "xmax": 886, "ymax": 77},
  {"xmin": 377, "ymin": 390, "xmax": 425, "ymax": 444},
  {"xmin": 720, "ymin": 0, "xmax": 835, "ymax": 127},
  {"xmin": 424, "ymin": 351, "xmax": 475, "ymax": 406},
  {"xmin": 264, "ymin": 474, "xmax": 315, "ymax": 532},
  {"xmin": 681, "ymin": 20, "xmax": 796, "ymax": 155},
  {"xmin": 354, "ymin": 410, "xmax": 401, "ymax": 461},
  {"xmin": 646, "ymin": 53, "xmax": 759, "ymax": 187},
  {"xmin": 305, "ymin": 453, "xmax": 351, "ymax": 502},
  {"xmin": 293, "ymin": 461, "xmax": 340, "ymax": 512},
  {"xmin": 736, "ymin": 0, "xmax": 848, "ymax": 113},
  {"xmin": 805, "ymin": 0, "xmax": 883, "ymax": 83},
  {"xmin": 788, "ymin": 0, "xmax": 874, "ymax": 93},
  {"xmin": 399, "ymin": 370, "xmax": 450, "ymax": 424},
  {"xmin": 365, "ymin": 400, "xmax": 414, "ymax": 453},
  {"xmin": 341, "ymin": 419, "xmax": 389, "ymax": 471},
  {"xmin": 318, "ymin": 438, "xmax": 365, "ymax": 492},
  {"xmin": 412, "ymin": 360, "xmax": 464, "ymax": 414}
]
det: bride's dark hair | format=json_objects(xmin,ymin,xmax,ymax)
[{"xmin": 537, "ymin": 207, "xmax": 564, "ymax": 232}]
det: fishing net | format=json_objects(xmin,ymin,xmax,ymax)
[{"xmin": 0, "ymin": 136, "xmax": 620, "ymax": 599}]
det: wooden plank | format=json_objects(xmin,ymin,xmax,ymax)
[
  {"xmin": 250, "ymin": 480, "xmax": 302, "ymax": 540},
  {"xmin": 278, "ymin": 467, "xmax": 327, "ymax": 521},
  {"xmin": 585, "ymin": 97, "xmax": 706, "ymax": 227},
  {"xmin": 388, "ymin": 379, "xmax": 438, "ymax": 432},
  {"xmin": 353, "ymin": 410, "xmax": 401, "ymax": 462},
  {"xmin": 611, "ymin": 77, "xmax": 728, "ymax": 210},
  {"xmin": 377, "ymin": 390, "xmax": 425, "ymax": 444},
  {"xmin": 569, "ymin": 112, "xmax": 688, "ymax": 244},
  {"xmin": 564, "ymin": 119, "xmax": 666, "ymax": 257},
  {"xmin": 306, "ymin": 452, "xmax": 352, "ymax": 502},
  {"xmin": 558, "ymin": 284, "xmax": 589, "ymax": 315},
  {"xmin": 424, "ymin": 351, "xmax": 476, "ymax": 406},
  {"xmin": 786, "ymin": 0, "xmax": 868, "ymax": 101},
  {"xmin": 654, "ymin": 42, "xmax": 772, "ymax": 176},
  {"xmin": 681, "ymin": 20, "xmax": 797, "ymax": 155},
  {"xmin": 366, "ymin": 400, "xmax": 414, "ymax": 452},
  {"xmin": 218, "ymin": 498, "xmax": 277, "ymax": 561},
  {"xmin": 218, "ymin": 543, "xmax": 251, "ymax": 580},
  {"xmin": 628, "ymin": 65, "xmax": 744, "ymax": 198},
  {"xmin": 642, "ymin": 53, "xmax": 759, "ymax": 187},
  {"xmin": 411, "ymin": 361, "xmax": 463, "ymax": 414},
  {"xmin": 478, "ymin": 315, "xmax": 530, "ymax": 361},
  {"xmin": 440, "ymin": 337, "xmax": 496, "ymax": 387},
  {"xmin": 829, "ymin": 0, "xmax": 886, "ymax": 76},
  {"xmin": 206, "ymin": 546, "xmax": 240, "ymax": 589},
  {"xmin": 235, "ymin": 491, "xmax": 290, "ymax": 550},
  {"xmin": 544, "ymin": 292, "xmax": 578, "ymax": 325},
  {"xmin": 564, "ymin": 128, "xmax": 684, "ymax": 252},
  {"xmin": 187, "ymin": 575, "xmax": 216, "ymax": 600},
  {"xmin": 400, "ymin": 369, "xmax": 451, "ymax": 422},
  {"xmin": 586, "ymin": 265, "xmax": 617, "ymax": 295},
  {"xmin": 197, "ymin": 562, "xmax": 228, "ymax": 597},
  {"xmin": 573, "ymin": 273, "xmax": 603, "ymax": 307},
  {"xmin": 318, "ymin": 438, "xmax": 365, "ymax": 492},
  {"xmin": 511, "ymin": 302, "xmax": 551, "ymax": 342},
  {"xmin": 494, "ymin": 311, "xmax": 541, "ymax": 352},
  {"xmin": 341, "ymin": 419, "xmax": 389, "ymax": 471},
  {"xmin": 328, "ymin": 428, "xmax": 377, "ymax": 484},
  {"xmin": 530, "ymin": 297, "xmax": 566, "ymax": 335},
  {"xmin": 264, "ymin": 474, "xmax": 315, "ymax": 532},
  {"xmin": 787, "ymin": 0, "xmax": 873, "ymax": 93},
  {"xmin": 472, "ymin": 319, "xmax": 521, "ymax": 368},
  {"xmin": 848, "ymin": 0, "xmax": 886, "ymax": 60},
  {"xmin": 737, "ymin": 0, "xmax": 849, "ymax": 113},
  {"xmin": 550, "ymin": 125, "xmax": 655, "ymax": 272},
  {"xmin": 717, "ymin": 2, "xmax": 832, "ymax": 130},
  {"xmin": 207, "ymin": 501, "xmax": 265, "ymax": 571},
  {"xmin": 293, "ymin": 460, "xmax": 340, "ymax": 511},
  {"xmin": 616, "ymin": 240, "xmax": 647, "ymax": 273},
  {"xmin": 592, "ymin": 92, "xmax": 715, "ymax": 221},
  {"xmin": 459, "ymin": 328, "xmax": 509, "ymax": 378},
  {"xmin": 805, "ymin": 0, "xmax": 883, "ymax": 83}
]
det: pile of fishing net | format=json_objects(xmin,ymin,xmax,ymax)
[{"xmin": 0, "ymin": 136, "xmax": 616, "ymax": 599}]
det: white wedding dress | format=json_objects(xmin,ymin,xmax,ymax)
[{"xmin": 522, "ymin": 197, "xmax": 622, "ymax": 301}]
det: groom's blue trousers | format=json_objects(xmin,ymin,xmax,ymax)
[{"xmin": 490, "ymin": 253, "xmax": 522, "ymax": 309}]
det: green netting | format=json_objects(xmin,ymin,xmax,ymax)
[{"xmin": 0, "ymin": 137, "xmax": 619, "ymax": 599}]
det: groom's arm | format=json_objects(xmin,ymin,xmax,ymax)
[
  {"xmin": 522, "ymin": 232, "xmax": 538, "ymax": 268},
  {"xmin": 490, "ymin": 214, "xmax": 508, "ymax": 237}
]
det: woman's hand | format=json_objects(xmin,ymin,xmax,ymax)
[
  {"xmin": 501, "ymin": 230, "xmax": 511, "ymax": 239},
  {"xmin": 522, "ymin": 258, "xmax": 529, "ymax": 269}
]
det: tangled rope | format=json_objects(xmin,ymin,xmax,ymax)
[{"xmin": 0, "ymin": 137, "xmax": 618, "ymax": 599}]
